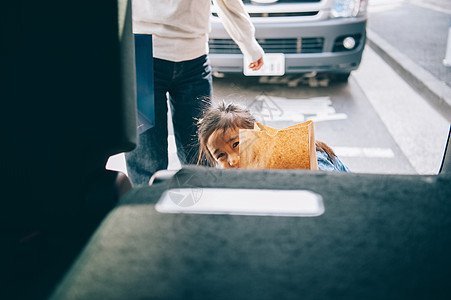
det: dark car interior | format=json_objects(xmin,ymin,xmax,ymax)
[{"xmin": 2, "ymin": 1, "xmax": 451, "ymax": 299}]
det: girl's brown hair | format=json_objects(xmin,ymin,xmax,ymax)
[
  {"xmin": 197, "ymin": 102, "xmax": 256, "ymax": 166},
  {"xmin": 196, "ymin": 102, "xmax": 336, "ymax": 167}
]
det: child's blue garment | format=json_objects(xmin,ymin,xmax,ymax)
[{"xmin": 316, "ymin": 150, "xmax": 351, "ymax": 172}]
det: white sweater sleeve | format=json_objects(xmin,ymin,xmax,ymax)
[{"xmin": 212, "ymin": 0, "xmax": 264, "ymax": 62}]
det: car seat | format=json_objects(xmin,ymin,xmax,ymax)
[
  {"xmin": 1, "ymin": 1, "xmax": 137, "ymax": 298},
  {"xmin": 3, "ymin": 1, "xmax": 451, "ymax": 299}
]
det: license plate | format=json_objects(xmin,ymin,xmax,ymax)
[{"xmin": 243, "ymin": 53, "xmax": 285, "ymax": 76}]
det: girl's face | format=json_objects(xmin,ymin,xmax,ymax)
[{"xmin": 207, "ymin": 127, "xmax": 240, "ymax": 168}]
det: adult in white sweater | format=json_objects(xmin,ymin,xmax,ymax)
[{"xmin": 127, "ymin": 0, "xmax": 264, "ymax": 185}]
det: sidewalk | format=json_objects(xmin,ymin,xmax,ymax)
[{"xmin": 366, "ymin": 0, "xmax": 451, "ymax": 121}]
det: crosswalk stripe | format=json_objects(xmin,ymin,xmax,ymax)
[{"xmin": 333, "ymin": 147, "xmax": 395, "ymax": 158}]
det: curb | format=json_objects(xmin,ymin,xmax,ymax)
[{"xmin": 367, "ymin": 29, "xmax": 451, "ymax": 122}]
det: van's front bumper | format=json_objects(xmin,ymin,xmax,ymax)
[{"xmin": 209, "ymin": 16, "xmax": 367, "ymax": 74}]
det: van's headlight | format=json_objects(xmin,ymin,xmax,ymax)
[{"xmin": 331, "ymin": 0, "xmax": 367, "ymax": 18}]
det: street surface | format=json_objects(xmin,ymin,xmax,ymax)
[
  {"xmin": 208, "ymin": 46, "xmax": 448, "ymax": 175},
  {"xmin": 368, "ymin": 0, "xmax": 451, "ymax": 87},
  {"xmin": 107, "ymin": 0, "xmax": 451, "ymax": 177},
  {"xmin": 107, "ymin": 45, "xmax": 449, "ymax": 175}
]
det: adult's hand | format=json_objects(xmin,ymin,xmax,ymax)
[{"xmin": 248, "ymin": 57, "xmax": 264, "ymax": 71}]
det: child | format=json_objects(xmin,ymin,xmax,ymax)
[{"xmin": 197, "ymin": 102, "xmax": 350, "ymax": 172}]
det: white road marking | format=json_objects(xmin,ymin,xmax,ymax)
[
  {"xmin": 105, "ymin": 145, "xmax": 396, "ymax": 176},
  {"xmin": 105, "ymin": 133, "xmax": 182, "ymax": 175},
  {"xmin": 168, "ymin": 134, "xmax": 177, "ymax": 153},
  {"xmin": 333, "ymin": 147, "xmax": 395, "ymax": 158},
  {"xmin": 367, "ymin": 0, "xmax": 404, "ymax": 13},
  {"xmin": 168, "ymin": 134, "xmax": 182, "ymax": 170},
  {"xmin": 308, "ymin": 113, "xmax": 348, "ymax": 122},
  {"xmin": 106, "ymin": 153, "xmax": 128, "ymax": 176},
  {"xmin": 249, "ymin": 95, "xmax": 348, "ymax": 123}
]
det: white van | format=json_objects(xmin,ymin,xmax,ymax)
[{"xmin": 209, "ymin": 0, "xmax": 368, "ymax": 82}]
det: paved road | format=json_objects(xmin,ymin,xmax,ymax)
[
  {"xmin": 210, "ymin": 76, "xmax": 412, "ymax": 174},
  {"xmin": 210, "ymin": 48, "xmax": 448, "ymax": 175},
  {"xmin": 368, "ymin": 0, "xmax": 451, "ymax": 87},
  {"xmin": 354, "ymin": 46, "xmax": 449, "ymax": 174},
  {"xmin": 367, "ymin": 0, "xmax": 451, "ymax": 122},
  {"xmin": 107, "ymin": 45, "xmax": 449, "ymax": 176},
  {"xmin": 107, "ymin": 0, "xmax": 451, "ymax": 177}
]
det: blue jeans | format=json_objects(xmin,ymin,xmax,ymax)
[{"xmin": 126, "ymin": 55, "xmax": 212, "ymax": 185}]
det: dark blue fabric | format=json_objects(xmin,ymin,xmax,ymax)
[
  {"xmin": 316, "ymin": 150, "xmax": 351, "ymax": 172},
  {"xmin": 125, "ymin": 55, "xmax": 212, "ymax": 185},
  {"xmin": 134, "ymin": 34, "xmax": 155, "ymax": 133}
]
